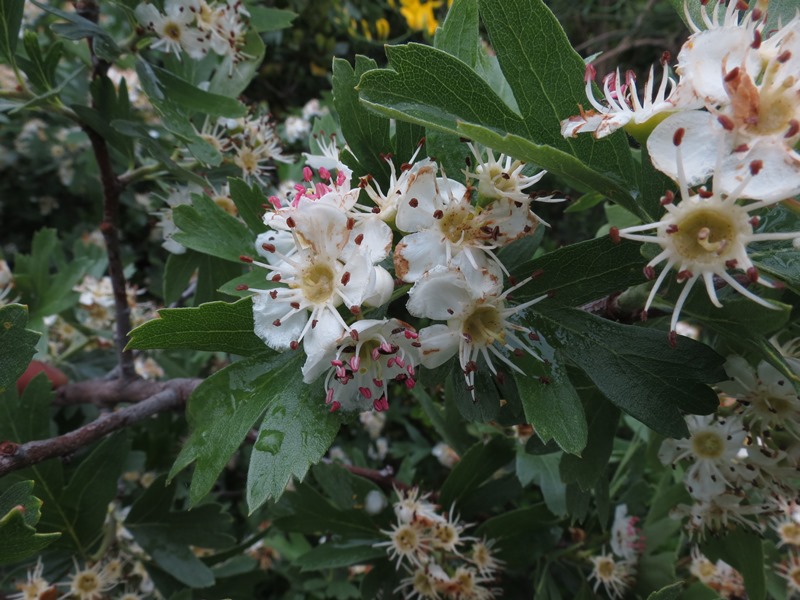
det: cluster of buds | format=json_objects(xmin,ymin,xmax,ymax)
[
  {"xmin": 376, "ymin": 487, "xmax": 503, "ymax": 599},
  {"xmin": 564, "ymin": 1, "xmax": 800, "ymax": 339}
]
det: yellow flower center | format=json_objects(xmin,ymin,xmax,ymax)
[
  {"xmin": 597, "ymin": 558, "xmax": 616, "ymax": 580},
  {"xmin": 300, "ymin": 262, "xmax": 336, "ymax": 304},
  {"xmin": 463, "ymin": 305, "xmax": 505, "ymax": 347},
  {"xmin": 163, "ymin": 21, "xmax": 182, "ymax": 41},
  {"xmin": 672, "ymin": 208, "xmax": 738, "ymax": 263},
  {"xmin": 691, "ymin": 430, "xmax": 725, "ymax": 459}
]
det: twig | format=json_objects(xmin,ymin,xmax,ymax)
[
  {"xmin": 0, "ymin": 380, "xmax": 199, "ymax": 477},
  {"xmin": 55, "ymin": 377, "xmax": 201, "ymax": 407},
  {"xmin": 341, "ymin": 464, "xmax": 414, "ymax": 493},
  {"xmin": 79, "ymin": 0, "xmax": 136, "ymax": 381}
]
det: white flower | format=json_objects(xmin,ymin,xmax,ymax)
[
  {"xmin": 394, "ymin": 487, "xmax": 444, "ymax": 527},
  {"xmin": 615, "ymin": 127, "xmax": 799, "ymax": 338},
  {"xmin": 777, "ymin": 554, "xmax": 800, "ymax": 596},
  {"xmin": 588, "ymin": 552, "xmax": 635, "ymax": 600},
  {"xmin": 395, "ymin": 564, "xmax": 447, "ymax": 600},
  {"xmin": 284, "ymin": 116, "xmax": 311, "ymax": 143},
  {"xmin": 411, "ymin": 268, "xmax": 545, "ymax": 398},
  {"xmin": 718, "ymin": 356, "xmax": 800, "ymax": 438},
  {"xmin": 8, "ymin": 558, "xmax": 52, "ymax": 600},
  {"xmin": 561, "ymin": 59, "xmax": 682, "ymax": 141},
  {"xmin": 469, "ymin": 539, "xmax": 504, "ymax": 577},
  {"xmin": 672, "ymin": 493, "xmax": 767, "ymax": 539},
  {"xmin": 464, "ymin": 143, "xmax": 550, "ymax": 205},
  {"xmin": 610, "ymin": 504, "xmax": 645, "ymax": 560},
  {"xmin": 136, "ymin": 0, "xmax": 210, "ymax": 59},
  {"xmin": 658, "ymin": 415, "xmax": 751, "ymax": 500},
  {"xmin": 376, "ymin": 522, "xmax": 432, "ymax": 569},
  {"xmin": 60, "ymin": 559, "xmax": 115, "ymax": 600}
]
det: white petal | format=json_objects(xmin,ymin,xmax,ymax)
[
  {"xmin": 418, "ymin": 324, "xmax": 461, "ymax": 369},
  {"xmin": 345, "ymin": 216, "xmax": 392, "ymax": 263},
  {"xmin": 292, "ymin": 200, "xmax": 349, "ymax": 256},
  {"xmin": 304, "ymin": 307, "xmax": 345, "ymax": 357},
  {"xmin": 252, "ymin": 293, "xmax": 307, "ymax": 351},
  {"xmin": 718, "ymin": 141, "xmax": 800, "ymax": 202},
  {"xmin": 363, "ymin": 266, "xmax": 394, "ymax": 308},
  {"xmin": 394, "ymin": 161, "xmax": 439, "ymax": 233},
  {"xmin": 393, "ymin": 230, "xmax": 447, "ymax": 283},
  {"xmin": 406, "ymin": 267, "xmax": 474, "ymax": 320}
]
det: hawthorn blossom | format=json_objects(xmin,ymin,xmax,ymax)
[
  {"xmin": 614, "ymin": 127, "xmax": 800, "ymax": 337},
  {"xmin": 8, "ymin": 558, "xmax": 52, "ymax": 600},
  {"xmin": 588, "ymin": 552, "xmax": 634, "ymax": 600},
  {"xmin": 610, "ymin": 504, "xmax": 645, "ymax": 560},
  {"xmin": 136, "ymin": 0, "xmax": 210, "ymax": 59}
]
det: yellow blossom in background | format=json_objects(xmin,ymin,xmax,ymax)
[
  {"xmin": 375, "ymin": 17, "xmax": 390, "ymax": 40},
  {"xmin": 399, "ymin": 0, "xmax": 441, "ymax": 36}
]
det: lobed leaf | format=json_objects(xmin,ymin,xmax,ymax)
[
  {"xmin": 0, "ymin": 480, "xmax": 60, "ymax": 564},
  {"xmin": 0, "ymin": 305, "xmax": 40, "ymax": 392},
  {"xmin": 439, "ymin": 436, "xmax": 515, "ymax": 509},
  {"xmin": 172, "ymin": 193, "xmax": 255, "ymax": 263}
]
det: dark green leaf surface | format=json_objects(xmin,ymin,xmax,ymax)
[
  {"xmin": 439, "ymin": 437, "xmax": 514, "ymax": 509},
  {"xmin": 273, "ymin": 482, "xmax": 376, "ymax": 537},
  {"xmin": 702, "ymin": 529, "xmax": 766, "ymax": 600},
  {"xmin": 534, "ymin": 308, "xmax": 725, "ymax": 438},
  {"xmin": 172, "ymin": 194, "xmax": 255, "ymax": 263},
  {"xmin": 127, "ymin": 298, "xmax": 265, "ymax": 356},
  {"xmin": 0, "ymin": 0, "xmax": 24, "ymax": 63},
  {"xmin": 559, "ymin": 395, "xmax": 619, "ymax": 489},
  {"xmin": 514, "ymin": 343, "xmax": 587, "ymax": 455},
  {"xmin": 0, "ymin": 481, "xmax": 60, "ymax": 564},
  {"xmin": 297, "ymin": 542, "xmax": 385, "ymax": 571},
  {"xmin": 228, "ymin": 178, "xmax": 268, "ymax": 234},
  {"xmin": 0, "ymin": 304, "xmax": 39, "ymax": 392},
  {"xmin": 752, "ymin": 247, "xmax": 800, "ymax": 295},
  {"xmin": 248, "ymin": 7, "xmax": 296, "ymax": 32},
  {"xmin": 247, "ymin": 366, "xmax": 341, "ymax": 511},
  {"xmin": 126, "ymin": 476, "xmax": 234, "ymax": 588},
  {"xmin": 170, "ymin": 352, "xmax": 291, "ymax": 505},
  {"xmin": 515, "ymin": 451, "xmax": 566, "ymax": 515}
]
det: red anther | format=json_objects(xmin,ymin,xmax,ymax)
[
  {"xmin": 747, "ymin": 267, "xmax": 759, "ymax": 282},
  {"xmin": 239, "ymin": 255, "xmax": 253, "ymax": 263},
  {"xmin": 465, "ymin": 360, "xmax": 478, "ymax": 373},
  {"xmin": 235, "ymin": 284, "xmax": 249, "ymax": 291},
  {"xmin": 290, "ymin": 301, "xmax": 300, "ymax": 309},
  {"xmin": 584, "ymin": 63, "xmax": 597, "ymax": 82},
  {"xmin": 409, "ymin": 198, "xmax": 419, "ymax": 208},
  {"xmin": 786, "ymin": 119, "xmax": 800, "ymax": 138},
  {"xmin": 609, "ymin": 226, "xmax": 621, "ymax": 244},
  {"xmin": 372, "ymin": 207, "xmax": 381, "ymax": 214},
  {"xmin": 289, "ymin": 340, "xmax": 299, "ymax": 350},
  {"xmin": 330, "ymin": 401, "xmax": 342, "ymax": 412},
  {"xmin": 735, "ymin": 0, "xmax": 748, "ymax": 10},
  {"xmin": 513, "ymin": 348, "xmax": 524, "ymax": 357},
  {"xmin": 538, "ymin": 376, "xmax": 551, "ymax": 385},
  {"xmin": 547, "ymin": 289, "xmax": 556, "ymax": 298},
  {"xmin": 303, "ymin": 166, "xmax": 313, "ymax": 182},
  {"xmin": 532, "ymin": 269, "xmax": 545, "ymax": 278},
  {"xmin": 643, "ymin": 266, "xmax": 656, "ymax": 280},
  {"xmin": 749, "ymin": 216, "xmax": 760, "ymax": 226},
  {"xmin": 666, "ymin": 224, "xmax": 679, "ymax": 234},
  {"xmin": 496, "ymin": 372, "xmax": 505, "ymax": 385},
  {"xmin": 717, "ymin": 115, "xmax": 735, "ymax": 130},
  {"xmin": 725, "ymin": 259, "xmax": 738, "ymax": 269},
  {"xmin": 319, "ymin": 166, "xmax": 331, "ymax": 180},
  {"xmin": 271, "ymin": 274, "xmax": 282, "ymax": 282},
  {"xmin": 724, "ymin": 67, "xmax": 740, "ymax": 82},
  {"xmin": 528, "ymin": 331, "xmax": 540, "ymax": 341},
  {"xmin": 752, "ymin": 29, "xmax": 762, "ymax": 49},
  {"xmin": 0, "ymin": 441, "xmax": 18, "ymax": 455},
  {"xmin": 661, "ymin": 190, "xmax": 675, "ymax": 205},
  {"xmin": 668, "ymin": 330, "xmax": 678, "ymax": 348},
  {"xmin": 400, "ymin": 162, "xmax": 412, "ymax": 171},
  {"xmin": 286, "ymin": 216, "xmax": 296, "ymax": 228},
  {"xmin": 661, "ymin": 50, "xmax": 671, "ymax": 65},
  {"xmin": 272, "ymin": 319, "xmax": 282, "ymax": 327},
  {"xmin": 269, "ymin": 290, "xmax": 278, "ymax": 299},
  {"xmin": 350, "ymin": 329, "xmax": 359, "ymax": 341},
  {"xmin": 752, "ymin": 7, "xmax": 762, "ymax": 20},
  {"xmin": 733, "ymin": 143, "xmax": 749, "ymax": 153},
  {"xmin": 346, "ymin": 217, "xmax": 355, "ymax": 230},
  {"xmin": 433, "ymin": 209, "xmax": 444, "ymax": 219},
  {"xmin": 350, "ymin": 305, "xmax": 361, "ymax": 315},
  {"xmin": 508, "ymin": 276, "xmax": 518, "ymax": 286},
  {"xmin": 677, "ymin": 269, "xmax": 693, "ymax": 282},
  {"xmin": 261, "ymin": 242, "xmax": 276, "ymax": 253},
  {"xmin": 417, "ymin": 136, "xmax": 426, "ymax": 147},
  {"xmin": 379, "ymin": 152, "xmax": 393, "ymax": 161},
  {"xmin": 750, "ymin": 160, "xmax": 764, "ymax": 175},
  {"xmin": 354, "ymin": 233, "xmax": 364, "ymax": 245},
  {"xmin": 411, "ymin": 341, "xmax": 422, "ymax": 348},
  {"xmin": 446, "ymin": 308, "xmax": 454, "ymax": 315},
  {"xmin": 698, "ymin": 188, "xmax": 713, "ymax": 198},
  {"xmin": 341, "ymin": 272, "xmax": 351, "ymax": 286},
  {"xmin": 778, "ymin": 50, "xmax": 792, "ymax": 63},
  {"xmin": 673, "ymin": 127, "xmax": 685, "ymax": 146},
  {"xmin": 312, "ymin": 319, "xmax": 318, "ymax": 329},
  {"xmin": 640, "ymin": 310, "xmax": 648, "ymax": 322}
]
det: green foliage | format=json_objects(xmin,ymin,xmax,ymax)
[
  {"xmin": 172, "ymin": 194, "xmax": 255, "ymax": 263},
  {"xmin": 0, "ymin": 0, "xmax": 24, "ymax": 64},
  {"xmin": 0, "ymin": 480, "xmax": 60, "ymax": 564},
  {"xmin": 702, "ymin": 529, "xmax": 766, "ymax": 600},
  {"xmin": 0, "ymin": 304, "xmax": 39, "ymax": 391},
  {"xmin": 438, "ymin": 436, "xmax": 514, "ymax": 509},
  {"xmin": 127, "ymin": 298, "xmax": 265, "ymax": 356}
]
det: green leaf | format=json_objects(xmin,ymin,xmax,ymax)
[
  {"xmin": 559, "ymin": 395, "xmax": 619, "ymax": 490},
  {"xmin": 30, "ymin": 0, "xmax": 119, "ymax": 61},
  {"xmin": 227, "ymin": 178, "xmax": 268, "ymax": 234},
  {"xmin": 474, "ymin": 504, "xmax": 556, "ymax": 539},
  {"xmin": 172, "ymin": 194, "xmax": 255, "ymax": 263},
  {"xmin": 217, "ymin": 269, "xmax": 278, "ymax": 298},
  {"xmin": 752, "ymin": 246, "xmax": 800, "ymax": 295},
  {"xmin": 312, "ymin": 463, "xmax": 382, "ymax": 511},
  {"xmin": 128, "ymin": 298, "xmax": 265, "ymax": 356},
  {"xmin": 136, "ymin": 60, "xmax": 246, "ymax": 118},
  {"xmin": 208, "ymin": 30, "xmax": 265, "ymax": 98},
  {"xmin": 0, "ymin": 304, "xmax": 40, "ymax": 392},
  {"xmin": 272, "ymin": 482, "xmax": 376, "ymax": 536},
  {"xmin": 477, "ymin": 0, "xmax": 636, "ymax": 185},
  {"xmin": 169, "ymin": 352, "xmax": 289, "ymax": 505},
  {"xmin": 647, "ymin": 582, "xmax": 684, "ymax": 600},
  {"xmin": 297, "ymin": 542, "xmax": 385, "ymax": 572},
  {"xmin": 515, "ymin": 451, "xmax": 566, "ymax": 516},
  {"xmin": 701, "ymin": 529, "xmax": 765, "ymax": 600},
  {"xmin": 333, "ymin": 56, "xmax": 392, "ymax": 183},
  {"xmin": 248, "ymin": 7, "xmax": 296, "ymax": 32},
  {"xmin": 126, "ymin": 476, "xmax": 234, "ymax": 588},
  {"xmin": 0, "ymin": 481, "xmax": 60, "ymax": 564},
  {"xmin": 514, "ymin": 341, "xmax": 587, "ymax": 455},
  {"xmin": 246, "ymin": 365, "xmax": 341, "ymax": 511},
  {"xmin": 534, "ymin": 308, "xmax": 725, "ymax": 438},
  {"xmin": 163, "ymin": 251, "xmax": 199, "ymax": 306},
  {"xmin": 513, "ymin": 237, "xmax": 645, "ymax": 306},
  {"xmin": 564, "ymin": 192, "xmax": 605, "ymax": 214},
  {"xmin": 0, "ymin": 0, "xmax": 24, "ymax": 64},
  {"xmin": 439, "ymin": 436, "xmax": 514, "ymax": 509}
]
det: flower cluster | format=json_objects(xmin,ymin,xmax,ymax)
[
  {"xmin": 587, "ymin": 504, "xmax": 645, "ymax": 599},
  {"xmin": 245, "ymin": 136, "xmax": 557, "ymax": 412},
  {"xmin": 135, "ymin": 0, "xmax": 251, "ymax": 66},
  {"xmin": 376, "ymin": 487, "xmax": 503, "ymax": 599},
  {"xmin": 563, "ymin": 1, "xmax": 800, "ymax": 339}
]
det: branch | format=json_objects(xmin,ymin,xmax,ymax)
[
  {"xmin": 55, "ymin": 377, "xmax": 201, "ymax": 407},
  {"xmin": 0, "ymin": 379, "xmax": 200, "ymax": 477}
]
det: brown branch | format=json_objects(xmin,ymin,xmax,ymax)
[
  {"xmin": 55, "ymin": 377, "xmax": 201, "ymax": 407},
  {"xmin": 78, "ymin": 0, "xmax": 136, "ymax": 380},
  {"xmin": 0, "ymin": 379, "xmax": 200, "ymax": 477}
]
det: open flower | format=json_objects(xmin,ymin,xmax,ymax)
[
  {"xmin": 136, "ymin": 0, "xmax": 210, "ymax": 59},
  {"xmin": 588, "ymin": 552, "xmax": 635, "ymax": 600},
  {"xmin": 614, "ymin": 126, "xmax": 799, "ymax": 338}
]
